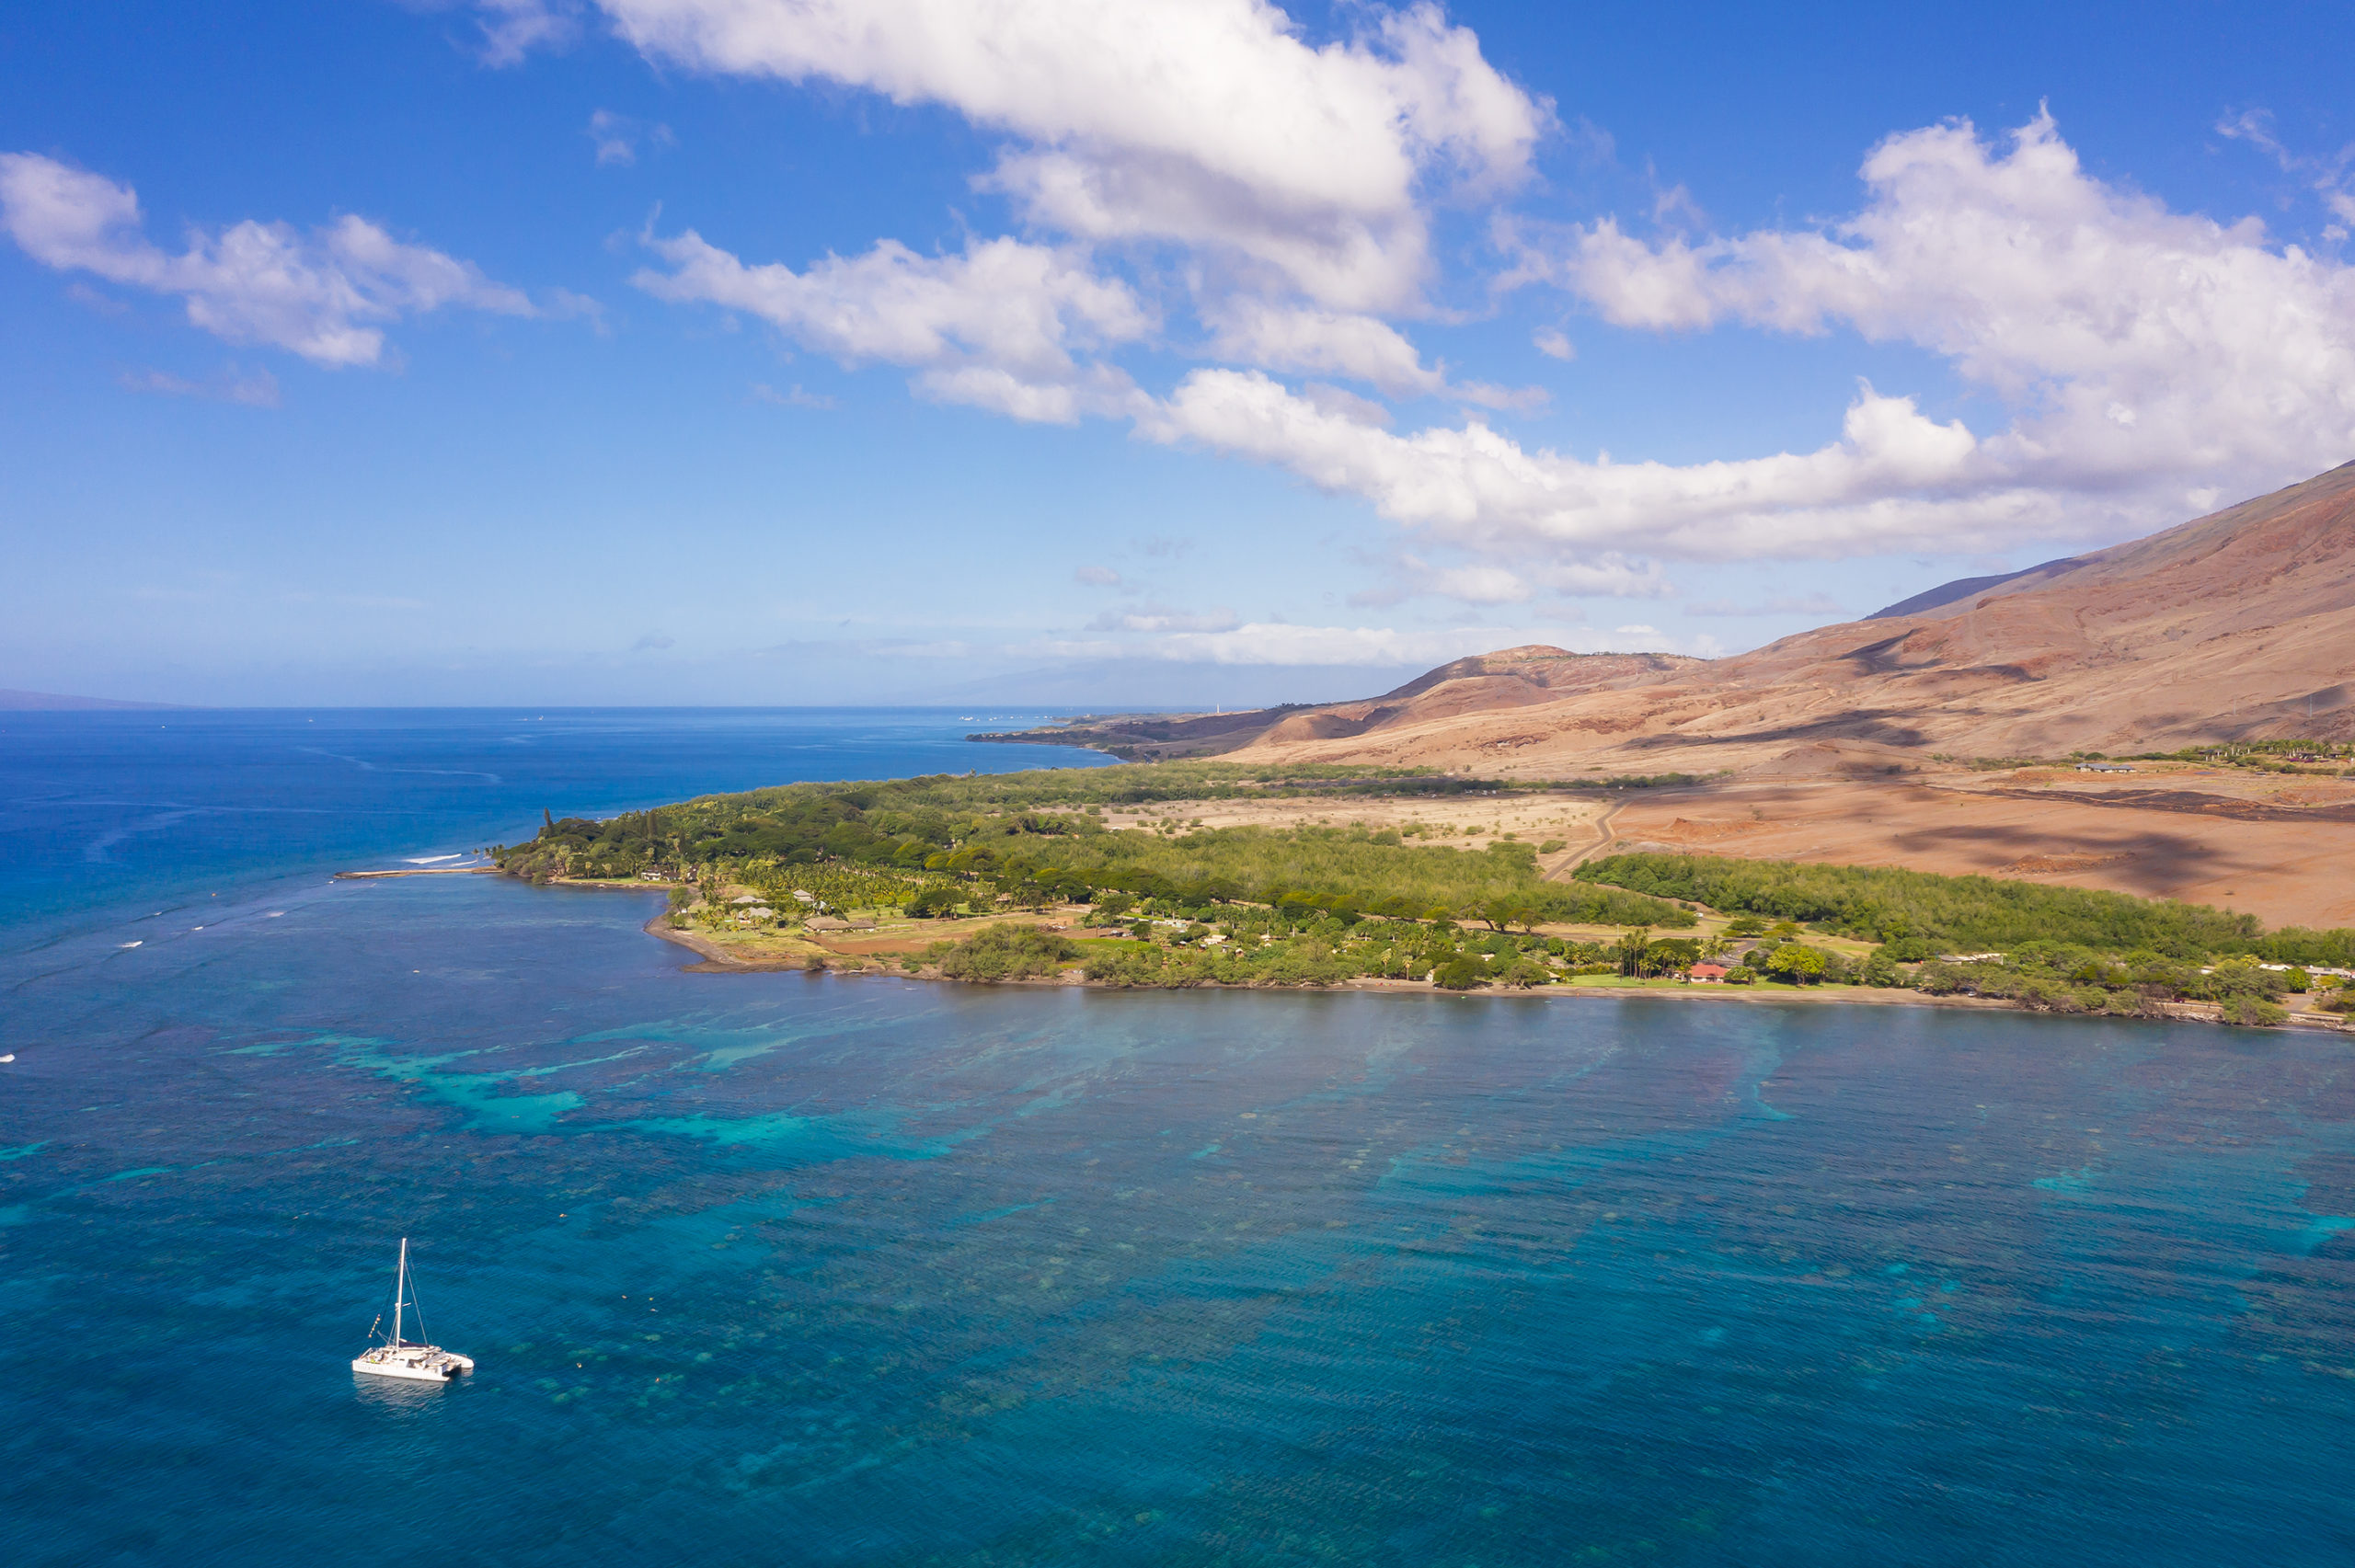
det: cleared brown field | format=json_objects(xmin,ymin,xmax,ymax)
[{"xmin": 1592, "ymin": 776, "xmax": 2355, "ymax": 930}]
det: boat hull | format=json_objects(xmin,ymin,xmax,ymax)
[{"xmin": 352, "ymin": 1346, "xmax": 467, "ymax": 1381}]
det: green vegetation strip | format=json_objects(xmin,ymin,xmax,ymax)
[
  {"xmin": 1572, "ymin": 852, "xmax": 2351, "ymax": 965},
  {"xmin": 497, "ymin": 765, "xmax": 1694, "ymax": 931},
  {"xmin": 492, "ymin": 773, "xmax": 2355, "ymax": 1024}
]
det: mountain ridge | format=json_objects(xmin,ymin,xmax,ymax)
[{"xmin": 1216, "ymin": 459, "xmax": 2355, "ymax": 776}]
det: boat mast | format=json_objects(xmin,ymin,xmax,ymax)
[{"xmin": 394, "ymin": 1238, "xmax": 407, "ymax": 1346}]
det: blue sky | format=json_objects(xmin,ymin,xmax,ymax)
[{"xmin": 4, "ymin": 1, "xmax": 2352, "ymax": 707}]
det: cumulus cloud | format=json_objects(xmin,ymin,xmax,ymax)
[
  {"xmin": 1204, "ymin": 300, "xmax": 1446, "ymax": 396},
  {"xmin": 1518, "ymin": 111, "xmax": 2355, "ymax": 542},
  {"xmin": 486, "ymin": 0, "xmax": 1545, "ymax": 454},
  {"xmin": 1086, "ymin": 603, "xmax": 1241, "ymax": 635},
  {"xmin": 1140, "ymin": 365, "xmax": 1999, "ymax": 559},
  {"xmin": 1119, "ymin": 111, "xmax": 2355, "ymax": 569},
  {"xmin": 635, "ymin": 229, "xmax": 1153, "ymax": 421},
  {"xmin": 592, "ymin": 0, "xmax": 1545, "ymax": 311},
  {"xmin": 0, "ymin": 153, "xmax": 542, "ymax": 366},
  {"xmin": 1202, "ymin": 298, "xmax": 1536, "ymax": 407},
  {"xmin": 449, "ymin": 12, "xmax": 2355, "ymax": 601}
]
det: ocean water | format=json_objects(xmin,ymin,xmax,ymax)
[
  {"xmin": 4, "ymin": 715, "xmax": 2352, "ymax": 1565},
  {"xmin": 0, "ymin": 706, "xmax": 1108, "ymax": 940}
]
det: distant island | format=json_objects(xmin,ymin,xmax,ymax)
[{"xmin": 0, "ymin": 687, "xmax": 179, "ymax": 711}]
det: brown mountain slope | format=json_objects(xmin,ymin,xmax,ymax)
[
  {"xmin": 1230, "ymin": 460, "xmax": 2355, "ymax": 778},
  {"xmin": 969, "ymin": 468, "xmax": 2355, "ymax": 922},
  {"xmin": 1188, "ymin": 461, "xmax": 2355, "ymax": 927},
  {"xmin": 1258, "ymin": 647, "xmax": 1704, "ymax": 745}
]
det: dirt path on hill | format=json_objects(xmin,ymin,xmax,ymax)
[{"xmin": 1544, "ymin": 798, "xmax": 1626, "ymax": 881}]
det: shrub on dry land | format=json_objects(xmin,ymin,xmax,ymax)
[{"xmin": 936, "ymin": 924, "xmax": 1077, "ymax": 983}]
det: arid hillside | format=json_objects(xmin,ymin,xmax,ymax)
[
  {"xmin": 1230, "ymin": 459, "xmax": 2355, "ymax": 779},
  {"xmin": 980, "ymin": 462, "xmax": 2355, "ymax": 926},
  {"xmin": 994, "ymin": 461, "xmax": 2354, "ymax": 779}
]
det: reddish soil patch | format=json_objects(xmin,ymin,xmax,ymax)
[{"xmin": 1605, "ymin": 778, "xmax": 2355, "ymax": 929}]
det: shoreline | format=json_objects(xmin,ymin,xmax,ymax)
[
  {"xmin": 636, "ymin": 910, "xmax": 2316, "ymax": 1021},
  {"xmin": 496, "ymin": 872, "xmax": 2351, "ymax": 1032}
]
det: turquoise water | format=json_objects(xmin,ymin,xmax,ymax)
[{"xmin": 4, "ymin": 715, "xmax": 2353, "ymax": 1564}]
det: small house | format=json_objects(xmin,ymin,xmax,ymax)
[{"xmin": 1689, "ymin": 962, "xmax": 1730, "ymax": 983}]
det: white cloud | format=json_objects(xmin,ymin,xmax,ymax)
[
  {"xmin": 1532, "ymin": 327, "xmax": 1575, "ymax": 360},
  {"xmin": 1086, "ymin": 603, "xmax": 1240, "ymax": 634},
  {"xmin": 1141, "ymin": 365, "xmax": 2002, "ymax": 559},
  {"xmin": 592, "ymin": 0, "xmax": 1546, "ymax": 312},
  {"xmin": 1427, "ymin": 564, "xmax": 1529, "ymax": 603},
  {"xmin": 1533, "ymin": 555, "xmax": 1671, "ymax": 597},
  {"xmin": 1355, "ymin": 548, "xmax": 1670, "ymax": 609},
  {"xmin": 1529, "ymin": 111, "xmax": 2355, "ymax": 531},
  {"xmin": 439, "ymin": 12, "xmax": 2355, "ymax": 589},
  {"xmin": 1205, "ymin": 299, "xmax": 1446, "ymax": 396},
  {"xmin": 1127, "ymin": 112, "xmax": 2355, "ymax": 570},
  {"xmin": 1203, "ymin": 298, "xmax": 1536, "ymax": 407},
  {"xmin": 635, "ymin": 229, "xmax": 1153, "ymax": 422},
  {"xmin": 0, "ymin": 153, "xmax": 541, "ymax": 366},
  {"xmin": 1035, "ymin": 619, "xmax": 1680, "ymax": 667},
  {"xmin": 471, "ymin": 0, "xmax": 581, "ymax": 66},
  {"xmin": 1074, "ymin": 565, "xmax": 1122, "ymax": 587}
]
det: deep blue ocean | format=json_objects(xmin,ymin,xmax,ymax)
[{"xmin": 4, "ymin": 711, "xmax": 2351, "ymax": 1566}]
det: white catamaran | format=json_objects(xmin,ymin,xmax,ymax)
[{"xmin": 351, "ymin": 1238, "xmax": 475, "ymax": 1383}]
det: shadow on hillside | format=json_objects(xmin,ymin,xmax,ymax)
[
  {"xmin": 1622, "ymin": 710, "xmax": 1931, "ymax": 750},
  {"xmin": 1887, "ymin": 820, "xmax": 2246, "ymax": 901}
]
